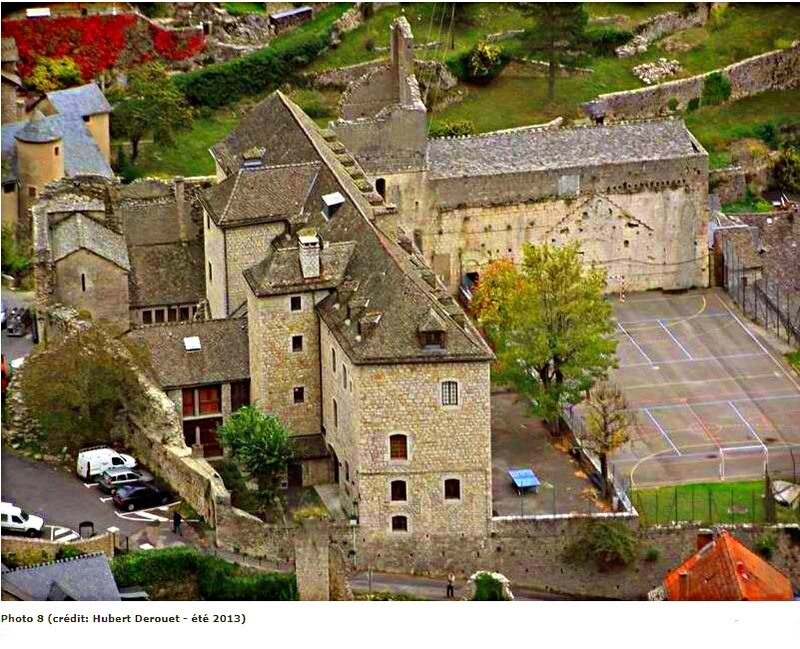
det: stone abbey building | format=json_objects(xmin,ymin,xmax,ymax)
[{"xmin": 31, "ymin": 17, "xmax": 711, "ymax": 542}]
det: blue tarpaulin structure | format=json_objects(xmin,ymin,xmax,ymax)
[{"xmin": 508, "ymin": 468, "xmax": 540, "ymax": 494}]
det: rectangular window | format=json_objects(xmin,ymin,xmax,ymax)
[
  {"xmin": 442, "ymin": 381, "xmax": 459, "ymax": 406},
  {"xmin": 293, "ymin": 386, "xmax": 305, "ymax": 404},
  {"xmin": 291, "ymin": 335, "xmax": 303, "ymax": 352},
  {"xmin": 208, "ymin": 262, "xmax": 212, "ymax": 281},
  {"xmin": 168, "ymin": 307, "xmax": 178, "ymax": 323},
  {"xmin": 331, "ymin": 347, "xmax": 336, "ymax": 373},
  {"xmin": 391, "ymin": 515, "xmax": 408, "ymax": 532},
  {"xmin": 231, "ymin": 380, "xmax": 251, "ymax": 412},
  {"xmin": 182, "ymin": 388, "xmax": 195, "ymax": 417},
  {"xmin": 342, "ymin": 364, "xmax": 347, "ymax": 390},
  {"xmin": 423, "ymin": 331, "xmax": 444, "ymax": 348},
  {"xmin": 390, "ymin": 480, "xmax": 407, "ymax": 502},
  {"xmin": 3, "ymin": 183, "xmax": 14, "ymax": 194},
  {"xmin": 290, "ymin": 295, "xmax": 302, "ymax": 312},
  {"xmin": 54, "ymin": 146, "xmax": 59, "ymax": 156},
  {"xmin": 389, "ymin": 434, "xmax": 407, "ymax": 460},
  {"xmin": 142, "ymin": 310, "xmax": 153, "ymax": 325},
  {"xmin": 444, "ymin": 478, "xmax": 461, "ymax": 500},
  {"xmin": 28, "ymin": 186, "xmax": 37, "ymax": 198},
  {"xmin": 333, "ymin": 398, "xmax": 338, "ymax": 429},
  {"xmin": 154, "ymin": 309, "xmax": 165, "ymax": 324},
  {"xmin": 81, "ymin": 273, "xmax": 86, "ymax": 292},
  {"xmin": 179, "ymin": 306, "xmax": 190, "ymax": 321},
  {"xmin": 198, "ymin": 385, "xmax": 222, "ymax": 415},
  {"xmin": 82, "ymin": 114, "xmax": 90, "ymax": 122}
]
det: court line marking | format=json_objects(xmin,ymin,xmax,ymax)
[
  {"xmin": 728, "ymin": 401, "xmax": 768, "ymax": 453},
  {"xmin": 642, "ymin": 392, "xmax": 800, "ymax": 412},
  {"xmin": 685, "ymin": 401, "xmax": 722, "ymax": 449},
  {"xmin": 643, "ymin": 408, "xmax": 681, "ymax": 456},
  {"xmin": 622, "ymin": 372, "xmax": 780, "ymax": 391},
  {"xmin": 618, "ymin": 351, "xmax": 766, "ymax": 369},
  {"xmin": 717, "ymin": 294, "xmax": 800, "ymax": 392},
  {"xmin": 658, "ymin": 319, "xmax": 693, "ymax": 359},
  {"xmin": 616, "ymin": 322, "xmax": 653, "ymax": 366}
]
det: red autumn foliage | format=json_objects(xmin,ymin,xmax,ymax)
[{"xmin": 2, "ymin": 14, "xmax": 206, "ymax": 81}]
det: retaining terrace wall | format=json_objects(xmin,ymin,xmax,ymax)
[
  {"xmin": 584, "ymin": 43, "xmax": 800, "ymax": 120},
  {"xmin": 0, "ymin": 532, "xmax": 116, "ymax": 561}
]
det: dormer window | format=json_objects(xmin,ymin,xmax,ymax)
[
  {"xmin": 418, "ymin": 307, "xmax": 447, "ymax": 350},
  {"xmin": 422, "ymin": 331, "xmax": 445, "ymax": 349},
  {"xmin": 242, "ymin": 146, "xmax": 265, "ymax": 169},
  {"xmin": 322, "ymin": 192, "xmax": 345, "ymax": 220}
]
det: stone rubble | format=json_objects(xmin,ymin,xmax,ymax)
[{"xmin": 632, "ymin": 58, "xmax": 682, "ymax": 85}]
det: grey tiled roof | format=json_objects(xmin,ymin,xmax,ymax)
[
  {"xmin": 228, "ymin": 92, "xmax": 492, "ymax": 365},
  {"xmin": 426, "ymin": 119, "xmax": 705, "ymax": 179},
  {"xmin": 203, "ymin": 162, "xmax": 321, "ymax": 227},
  {"xmin": 1, "ymin": 553, "xmax": 121, "ymax": 601},
  {"xmin": 51, "ymin": 213, "xmax": 130, "ymax": 271},
  {"xmin": 47, "ymin": 83, "xmax": 111, "ymax": 117},
  {"xmin": 128, "ymin": 241, "xmax": 205, "ymax": 308},
  {"xmin": 126, "ymin": 318, "xmax": 250, "ymax": 389},
  {"xmin": 15, "ymin": 109, "xmax": 61, "ymax": 143},
  {"xmin": 244, "ymin": 241, "xmax": 356, "ymax": 296}
]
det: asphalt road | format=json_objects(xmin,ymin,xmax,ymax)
[
  {"xmin": 1, "ymin": 289, "xmax": 35, "ymax": 363},
  {"xmin": 1, "ymin": 449, "xmax": 162, "ymax": 538}
]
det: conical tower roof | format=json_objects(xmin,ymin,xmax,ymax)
[{"xmin": 15, "ymin": 110, "xmax": 62, "ymax": 143}]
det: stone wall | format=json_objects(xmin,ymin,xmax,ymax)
[
  {"xmin": 0, "ymin": 531, "xmax": 116, "ymax": 561},
  {"xmin": 340, "ymin": 65, "xmax": 398, "ymax": 119},
  {"xmin": 616, "ymin": 4, "xmax": 712, "ymax": 57},
  {"xmin": 214, "ymin": 504, "xmax": 295, "ymax": 567},
  {"xmin": 585, "ymin": 43, "xmax": 800, "ymax": 120},
  {"xmin": 709, "ymin": 166, "xmax": 748, "ymax": 204}
]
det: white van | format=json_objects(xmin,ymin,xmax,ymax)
[
  {"xmin": 0, "ymin": 502, "xmax": 44, "ymax": 537},
  {"xmin": 76, "ymin": 446, "xmax": 137, "ymax": 480}
]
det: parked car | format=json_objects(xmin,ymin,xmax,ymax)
[
  {"xmin": 97, "ymin": 467, "xmax": 154, "ymax": 494},
  {"xmin": 0, "ymin": 502, "xmax": 44, "ymax": 537},
  {"xmin": 112, "ymin": 484, "xmax": 173, "ymax": 512},
  {"xmin": 5, "ymin": 306, "xmax": 31, "ymax": 337},
  {"xmin": 76, "ymin": 446, "xmax": 137, "ymax": 480}
]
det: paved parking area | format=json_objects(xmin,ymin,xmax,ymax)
[
  {"xmin": 491, "ymin": 392, "xmax": 606, "ymax": 517},
  {"xmin": 603, "ymin": 288, "xmax": 800, "ymax": 487}
]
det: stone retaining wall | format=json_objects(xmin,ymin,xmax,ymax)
[
  {"xmin": 584, "ymin": 43, "xmax": 800, "ymax": 120},
  {"xmin": 1, "ymin": 531, "xmax": 116, "ymax": 561}
]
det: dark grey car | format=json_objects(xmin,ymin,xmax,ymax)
[{"xmin": 97, "ymin": 467, "xmax": 154, "ymax": 494}]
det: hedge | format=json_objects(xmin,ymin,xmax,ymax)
[
  {"xmin": 174, "ymin": 4, "xmax": 348, "ymax": 107},
  {"xmin": 112, "ymin": 546, "xmax": 297, "ymax": 600}
]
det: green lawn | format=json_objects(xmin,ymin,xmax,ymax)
[
  {"xmin": 788, "ymin": 351, "xmax": 800, "ymax": 372},
  {"xmin": 222, "ymin": 2, "xmax": 267, "ymax": 15},
  {"xmin": 632, "ymin": 480, "xmax": 799, "ymax": 526},
  {"xmin": 131, "ymin": 110, "xmax": 240, "ymax": 178}
]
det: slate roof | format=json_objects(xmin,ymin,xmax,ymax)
[
  {"xmin": 426, "ymin": 119, "xmax": 705, "ymax": 179},
  {"xmin": 663, "ymin": 530, "xmax": 793, "ymax": 601},
  {"xmin": 126, "ymin": 319, "xmax": 250, "ymax": 389},
  {"xmin": 15, "ymin": 109, "xmax": 61, "ymax": 142},
  {"xmin": 1, "ymin": 114, "xmax": 113, "ymax": 183},
  {"xmin": 202, "ymin": 162, "xmax": 321, "ymax": 227},
  {"xmin": 244, "ymin": 240, "xmax": 356, "ymax": 296},
  {"xmin": 51, "ymin": 213, "xmax": 130, "ymax": 271},
  {"xmin": 47, "ymin": 83, "xmax": 111, "ymax": 117},
  {"xmin": 226, "ymin": 91, "xmax": 492, "ymax": 364},
  {"xmin": 1, "ymin": 553, "xmax": 121, "ymax": 601},
  {"xmin": 128, "ymin": 241, "xmax": 205, "ymax": 308}
]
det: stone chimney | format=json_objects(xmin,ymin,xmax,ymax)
[
  {"xmin": 175, "ymin": 176, "xmax": 188, "ymax": 243},
  {"xmin": 696, "ymin": 528, "xmax": 714, "ymax": 551},
  {"xmin": 298, "ymin": 228, "xmax": 321, "ymax": 279},
  {"xmin": 678, "ymin": 571, "xmax": 690, "ymax": 600}
]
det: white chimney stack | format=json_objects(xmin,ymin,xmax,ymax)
[{"xmin": 298, "ymin": 228, "xmax": 320, "ymax": 279}]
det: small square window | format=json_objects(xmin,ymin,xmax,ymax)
[
  {"xmin": 168, "ymin": 307, "xmax": 178, "ymax": 323},
  {"xmin": 290, "ymin": 295, "xmax": 302, "ymax": 312},
  {"xmin": 179, "ymin": 306, "xmax": 190, "ymax": 321},
  {"xmin": 154, "ymin": 309, "xmax": 165, "ymax": 324},
  {"xmin": 28, "ymin": 186, "xmax": 37, "ymax": 198},
  {"xmin": 82, "ymin": 114, "xmax": 90, "ymax": 122},
  {"xmin": 142, "ymin": 310, "xmax": 153, "ymax": 325},
  {"xmin": 391, "ymin": 515, "xmax": 408, "ymax": 532},
  {"xmin": 291, "ymin": 335, "xmax": 303, "ymax": 352},
  {"xmin": 293, "ymin": 386, "xmax": 305, "ymax": 404},
  {"xmin": 444, "ymin": 478, "xmax": 461, "ymax": 501},
  {"xmin": 2, "ymin": 183, "xmax": 14, "ymax": 194},
  {"xmin": 442, "ymin": 381, "xmax": 459, "ymax": 406},
  {"xmin": 390, "ymin": 480, "xmax": 407, "ymax": 502}
]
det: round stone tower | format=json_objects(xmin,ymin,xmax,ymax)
[{"xmin": 15, "ymin": 109, "xmax": 64, "ymax": 212}]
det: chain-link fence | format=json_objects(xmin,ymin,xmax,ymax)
[{"xmin": 723, "ymin": 236, "xmax": 800, "ymax": 347}]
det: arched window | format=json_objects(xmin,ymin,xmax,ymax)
[
  {"xmin": 390, "ymin": 480, "xmax": 407, "ymax": 502},
  {"xmin": 375, "ymin": 178, "xmax": 386, "ymax": 200},
  {"xmin": 81, "ymin": 273, "xmax": 86, "ymax": 292},
  {"xmin": 389, "ymin": 434, "xmax": 407, "ymax": 460}
]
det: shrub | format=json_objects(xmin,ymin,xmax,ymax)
[
  {"xmin": 55, "ymin": 546, "xmax": 86, "ymax": 561},
  {"xmin": 701, "ymin": 71, "xmax": 732, "ymax": 106},
  {"xmin": 429, "ymin": 119, "xmax": 476, "ymax": 138},
  {"xmin": 774, "ymin": 147, "xmax": 800, "ymax": 193},
  {"xmin": 1, "ymin": 226, "xmax": 32, "ymax": 277},
  {"xmin": 365, "ymin": 37, "xmax": 376, "ymax": 52},
  {"xmin": 473, "ymin": 572, "xmax": 507, "ymax": 600},
  {"xmin": 585, "ymin": 27, "xmax": 633, "ymax": 57},
  {"xmin": 667, "ymin": 97, "xmax": 680, "ymax": 112},
  {"xmin": 564, "ymin": 521, "xmax": 638, "ymax": 569},
  {"xmin": 112, "ymin": 547, "xmax": 297, "ymax": 600},
  {"xmin": 644, "ymin": 547, "xmax": 660, "ymax": 562},
  {"xmin": 447, "ymin": 42, "xmax": 508, "ymax": 85},
  {"xmin": 754, "ymin": 533, "xmax": 777, "ymax": 560},
  {"xmin": 2, "ymin": 548, "xmax": 49, "ymax": 569},
  {"xmin": 687, "ymin": 97, "xmax": 700, "ymax": 111},
  {"xmin": 24, "ymin": 56, "xmax": 83, "ymax": 93}
]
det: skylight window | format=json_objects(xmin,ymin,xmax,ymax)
[
  {"xmin": 322, "ymin": 192, "xmax": 345, "ymax": 219},
  {"xmin": 183, "ymin": 336, "xmax": 201, "ymax": 352}
]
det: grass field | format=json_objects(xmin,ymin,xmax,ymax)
[
  {"xmin": 222, "ymin": 2, "xmax": 266, "ymax": 15},
  {"xmin": 788, "ymin": 352, "xmax": 800, "ymax": 372},
  {"xmin": 632, "ymin": 480, "xmax": 799, "ymax": 527}
]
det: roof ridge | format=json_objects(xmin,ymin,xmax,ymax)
[
  {"xmin": 133, "ymin": 318, "xmax": 246, "ymax": 331},
  {"xmin": 222, "ymin": 166, "xmax": 245, "ymax": 223},
  {"xmin": 4, "ymin": 551, "xmax": 105, "ymax": 574}
]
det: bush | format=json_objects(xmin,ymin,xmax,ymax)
[
  {"xmin": 754, "ymin": 533, "xmax": 776, "ymax": 560},
  {"xmin": 174, "ymin": 6, "xmax": 346, "ymax": 107},
  {"xmin": 472, "ymin": 572, "xmax": 507, "ymax": 600},
  {"xmin": 687, "ymin": 97, "xmax": 700, "ymax": 111},
  {"xmin": 667, "ymin": 97, "xmax": 680, "ymax": 112},
  {"xmin": 644, "ymin": 547, "xmax": 660, "ymax": 562},
  {"xmin": 447, "ymin": 42, "xmax": 508, "ymax": 85},
  {"xmin": 24, "ymin": 56, "xmax": 83, "ymax": 93},
  {"xmin": 1, "ymin": 226, "xmax": 32, "ymax": 276},
  {"xmin": 701, "ymin": 71, "xmax": 732, "ymax": 106},
  {"xmin": 365, "ymin": 37, "xmax": 376, "ymax": 52},
  {"xmin": 55, "ymin": 546, "xmax": 86, "ymax": 561},
  {"xmin": 429, "ymin": 119, "xmax": 476, "ymax": 138},
  {"xmin": 114, "ymin": 148, "xmax": 140, "ymax": 184},
  {"xmin": 2, "ymin": 548, "xmax": 49, "ymax": 569},
  {"xmin": 564, "ymin": 521, "xmax": 638, "ymax": 570},
  {"xmin": 112, "ymin": 546, "xmax": 297, "ymax": 600},
  {"xmin": 774, "ymin": 146, "xmax": 800, "ymax": 193},
  {"xmin": 585, "ymin": 27, "xmax": 633, "ymax": 57}
]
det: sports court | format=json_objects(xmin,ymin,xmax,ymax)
[{"xmin": 602, "ymin": 289, "xmax": 800, "ymax": 488}]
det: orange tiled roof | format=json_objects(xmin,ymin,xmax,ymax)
[{"xmin": 663, "ymin": 531, "xmax": 793, "ymax": 601}]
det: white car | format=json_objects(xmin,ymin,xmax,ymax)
[
  {"xmin": 0, "ymin": 502, "xmax": 44, "ymax": 537},
  {"xmin": 76, "ymin": 446, "xmax": 137, "ymax": 480}
]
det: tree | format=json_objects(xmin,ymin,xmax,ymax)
[
  {"xmin": 24, "ymin": 56, "xmax": 83, "ymax": 93},
  {"xmin": 1, "ymin": 225, "xmax": 31, "ymax": 277},
  {"xmin": 472, "ymin": 243, "xmax": 617, "ymax": 435},
  {"xmin": 217, "ymin": 406, "xmax": 293, "ymax": 503},
  {"xmin": 518, "ymin": 3, "xmax": 588, "ymax": 99},
  {"xmin": 108, "ymin": 62, "xmax": 192, "ymax": 162},
  {"xmin": 774, "ymin": 146, "xmax": 800, "ymax": 193},
  {"xmin": 583, "ymin": 381, "xmax": 632, "ymax": 497},
  {"xmin": 19, "ymin": 324, "xmax": 145, "ymax": 454}
]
